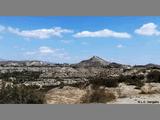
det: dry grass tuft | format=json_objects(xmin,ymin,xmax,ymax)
[{"xmin": 80, "ymin": 85, "xmax": 116, "ymax": 103}]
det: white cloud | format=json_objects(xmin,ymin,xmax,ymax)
[
  {"xmin": 26, "ymin": 46, "xmax": 57, "ymax": 55},
  {"xmin": 116, "ymin": 44, "xmax": 123, "ymax": 48},
  {"xmin": 25, "ymin": 46, "xmax": 70, "ymax": 61},
  {"xmin": 39, "ymin": 46, "xmax": 55, "ymax": 54},
  {"xmin": 0, "ymin": 25, "xmax": 5, "ymax": 32},
  {"xmin": 8, "ymin": 27, "xmax": 73, "ymax": 39},
  {"xmin": 73, "ymin": 29, "xmax": 131, "ymax": 38},
  {"xmin": 135, "ymin": 23, "xmax": 160, "ymax": 36}
]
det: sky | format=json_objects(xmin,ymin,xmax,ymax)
[{"xmin": 0, "ymin": 16, "xmax": 160, "ymax": 65}]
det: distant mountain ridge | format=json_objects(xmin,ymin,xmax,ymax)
[
  {"xmin": 0, "ymin": 58, "xmax": 6, "ymax": 61},
  {"xmin": 134, "ymin": 63, "xmax": 160, "ymax": 69},
  {"xmin": 0, "ymin": 60, "xmax": 50, "ymax": 66},
  {"xmin": 0, "ymin": 56, "xmax": 159, "ymax": 68}
]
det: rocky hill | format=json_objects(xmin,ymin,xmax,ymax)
[
  {"xmin": 76, "ymin": 56, "xmax": 110, "ymax": 67},
  {"xmin": 0, "ymin": 56, "xmax": 159, "ymax": 89}
]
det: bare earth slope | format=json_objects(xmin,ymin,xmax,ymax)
[{"xmin": 45, "ymin": 86, "xmax": 86, "ymax": 104}]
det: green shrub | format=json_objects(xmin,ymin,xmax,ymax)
[
  {"xmin": 147, "ymin": 70, "xmax": 160, "ymax": 83},
  {"xmin": 89, "ymin": 75, "xmax": 119, "ymax": 88}
]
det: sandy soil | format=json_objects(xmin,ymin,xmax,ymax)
[{"xmin": 45, "ymin": 86, "xmax": 86, "ymax": 104}]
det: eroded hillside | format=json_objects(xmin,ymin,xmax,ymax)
[{"xmin": 1, "ymin": 56, "xmax": 160, "ymax": 104}]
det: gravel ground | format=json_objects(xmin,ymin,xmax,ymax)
[{"xmin": 108, "ymin": 94, "xmax": 160, "ymax": 104}]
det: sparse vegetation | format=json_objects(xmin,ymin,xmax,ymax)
[
  {"xmin": 118, "ymin": 74, "xmax": 145, "ymax": 88},
  {"xmin": 0, "ymin": 82, "xmax": 45, "ymax": 104},
  {"xmin": 89, "ymin": 77, "xmax": 119, "ymax": 88},
  {"xmin": 0, "ymin": 71, "xmax": 42, "ymax": 84},
  {"xmin": 1, "ymin": 56, "xmax": 160, "ymax": 104},
  {"xmin": 88, "ymin": 71, "xmax": 119, "ymax": 88}
]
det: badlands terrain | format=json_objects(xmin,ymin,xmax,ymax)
[{"xmin": 1, "ymin": 56, "xmax": 160, "ymax": 104}]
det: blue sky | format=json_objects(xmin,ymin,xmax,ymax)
[{"xmin": 0, "ymin": 16, "xmax": 160, "ymax": 65}]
